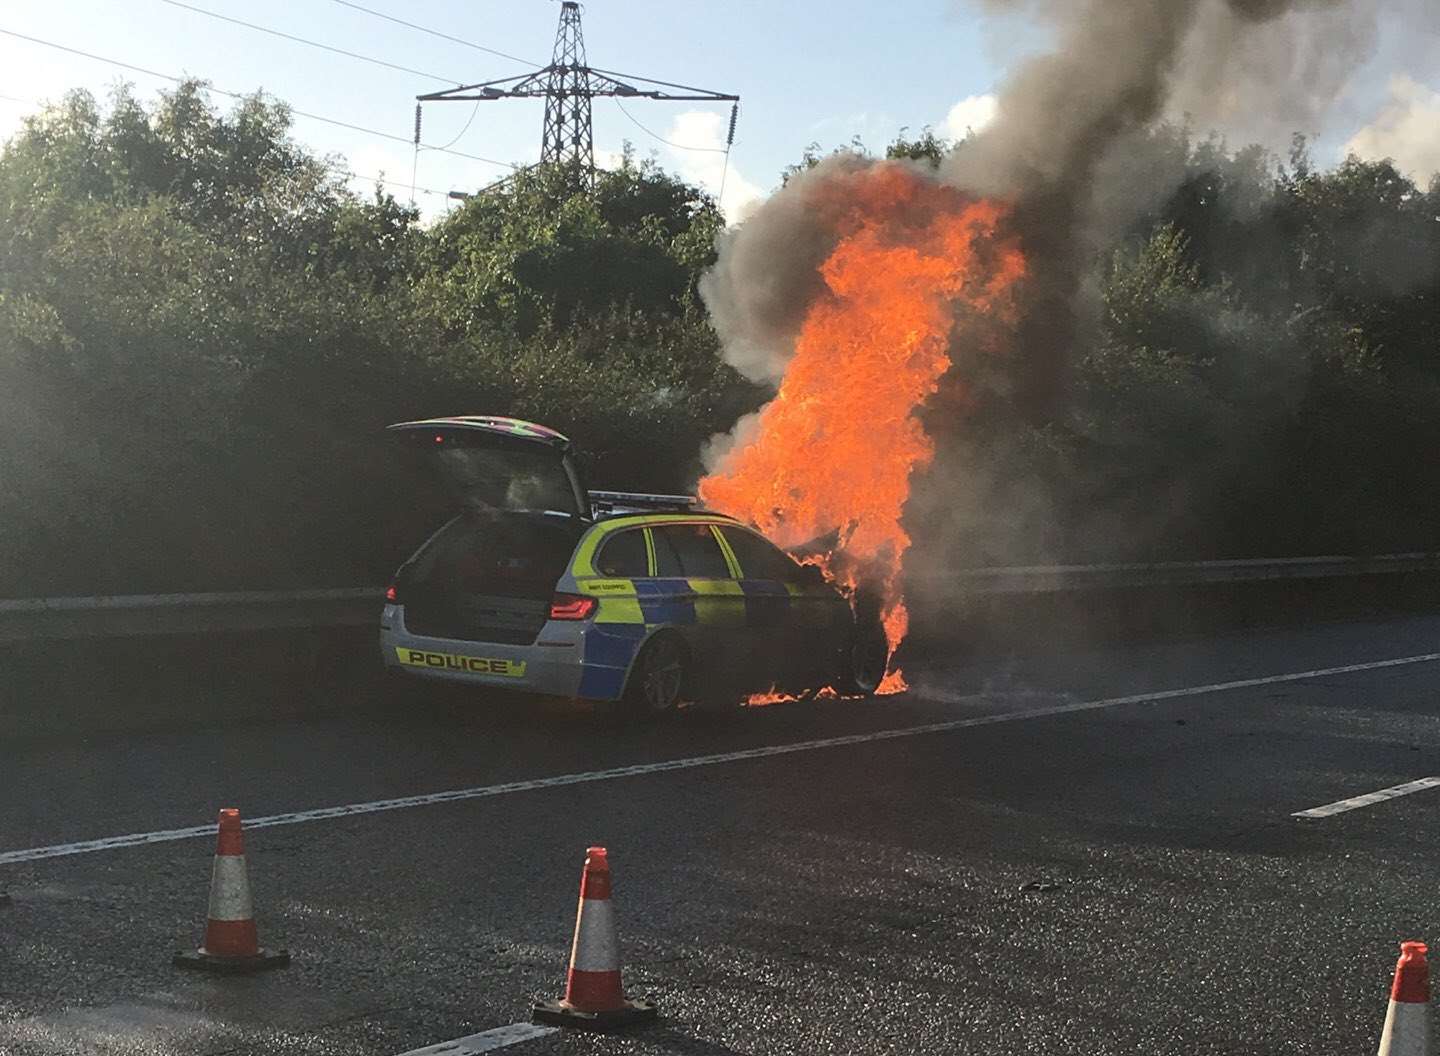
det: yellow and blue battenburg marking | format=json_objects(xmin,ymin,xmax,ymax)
[
  {"xmin": 633, "ymin": 579, "xmax": 697, "ymax": 625},
  {"xmin": 569, "ymin": 572, "xmax": 805, "ymax": 700},
  {"xmin": 564, "ymin": 516, "xmax": 828, "ymax": 700}
]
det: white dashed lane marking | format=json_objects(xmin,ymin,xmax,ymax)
[
  {"xmin": 2, "ymin": 651, "xmax": 1438, "ymax": 866},
  {"xmin": 1292, "ymin": 777, "xmax": 1440, "ymax": 819},
  {"xmin": 395, "ymin": 1021, "xmax": 558, "ymax": 1055}
]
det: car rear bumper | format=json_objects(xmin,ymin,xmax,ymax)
[{"xmin": 379, "ymin": 604, "xmax": 633, "ymax": 700}]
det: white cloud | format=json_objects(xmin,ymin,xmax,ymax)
[
  {"xmin": 941, "ymin": 93, "xmax": 997, "ymax": 142},
  {"xmin": 595, "ymin": 147, "xmax": 629, "ymax": 172},
  {"xmin": 662, "ymin": 110, "xmax": 766, "ymax": 224},
  {"xmin": 1344, "ymin": 74, "xmax": 1440, "ymax": 185}
]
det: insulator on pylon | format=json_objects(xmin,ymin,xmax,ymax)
[
  {"xmin": 726, "ymin": 103, "xmax": 738, "ymax": 147},
  {"xmin": 413, "ymin": 104, "xmax": 422, "ymax": 146}
]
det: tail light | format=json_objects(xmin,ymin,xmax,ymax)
[
  {"xmin": 385, "ymin": 583, "xmax": 400, "ymax": 603},
  {"xmin": 548, "ymin": 592, "xmax": 597, "ymax": 621}
]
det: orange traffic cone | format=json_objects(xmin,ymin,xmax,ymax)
[
  {"xmin": 533, "ymin": 846, "xmax": 656, "ymax": 1030},
  {"xmin": 173, "ymin": 808, "xmax": 290, "ymax": 973},
  {"xmin": 1377, "ymin": 941, "xmax": 1430, "ymax": 1056}
]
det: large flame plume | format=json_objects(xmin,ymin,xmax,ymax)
[{"xmin": 699, "ymin": 164, "xmax": 1025, "ymax": 693}]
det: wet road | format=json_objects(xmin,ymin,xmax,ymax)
[{"xmin": 2, "ymin": 609, "xmax": 1439, "ymax": 1054}]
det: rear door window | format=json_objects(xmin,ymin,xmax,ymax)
[
  {"xmin": 651, "ymin": 524, "xmax": 732, "ymax": 579},
  {"xmin": 595, "ymin": 529, "xmax": 649, "ymax": 577}
]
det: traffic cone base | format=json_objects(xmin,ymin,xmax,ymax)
[
  {"xmin": 532, "ymin": 996, "xmax": 657, "ymax": 1031},
  {"xmin": 173, "ymin": 946, "xmax": 291, "ymax": 974}
]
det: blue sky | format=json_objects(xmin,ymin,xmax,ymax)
[
  {"xmin": 0, "ymin": 0, "xmax": 1013, "ymax": 218},
  {"xmin": 1, "ymin": 1, "xmax": 1436, "ymax": 221}
]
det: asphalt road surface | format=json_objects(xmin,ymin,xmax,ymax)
[{"xmin": 3, "ymin": 607, "xmax": 1439, "ymax": 1055}]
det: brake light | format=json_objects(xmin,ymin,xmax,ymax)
[
  {"xmin": 385, "ymin": 583, "xmax": 400, "ymax": 603},
  {"xmin": 549, "ymin": 592, "xmax": 597, "ymax": 620}
]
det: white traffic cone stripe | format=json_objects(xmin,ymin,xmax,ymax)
[
  {"xmin": 1378, "ymin": 1000, "xmax": 1430, "ymax": 1056},
  {"xmin": 569, "ymin": 898, "xmax": 620, "ymax": 972},
  {"xmin": 206, "ymin": 854, "xmax": 255, "ymax": 922}
]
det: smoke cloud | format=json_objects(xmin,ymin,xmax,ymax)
[
  {"xmin": 934, "ymin": 0, "xmax": 1362, "ymax": 420},
  {"xmin": 699, "ymin": 153, "xmax": 873, "ymax": 385},
  {"xmin": 699, "ymin": 0, "xmax": 1433, "ymax": 578},
  {"xmin": 705, "ymin": 0, "xmax": 1416, "ymax": 383}
]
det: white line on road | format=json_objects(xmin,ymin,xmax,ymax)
[
  {"xmin": 395, "ymin": 1022, "xmax": 558, "ymax": 1055},
  {"xmin": 3, "ymin": 651, "xmax": 1438, "ymax": 867},
  {"xmin": 1292, "ymin": 777, "xmax": 1440, "ymax": 819}
]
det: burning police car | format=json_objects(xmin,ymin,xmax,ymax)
[{"xmin": 379, "ymin": 416, "xmax": 890, "ymax": 716}]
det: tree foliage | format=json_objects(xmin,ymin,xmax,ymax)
[
  {"xmin": 3, "ymin": 85, "xmax": 1439, "ymax": 593},
  {"xmin": 0, "ymin": 85, "xmax": 756, "ymax": 593}
]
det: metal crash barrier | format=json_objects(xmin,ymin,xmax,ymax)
[{"xmin": 3, "ymin": 552, "xmax": 1439, "ymax": 640}]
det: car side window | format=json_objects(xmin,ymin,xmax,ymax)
[
  {"xmin": 650, "ymin": 527, "xmax": 683, "ymax": 577},
  {"xmin": 651, "ymin": 524, "xmax": 731, "ymax": 579},
  {"xmin": 595, "ymin": 529, "xmax": 648, "ymax": 577},
  {"xmin": 720, "ymin": 527, "xmax": 804, "ymax": 583}
]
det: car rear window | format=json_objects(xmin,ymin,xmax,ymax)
[
  {"xmin": 651, "ymin": 524, "xmax": 731, "ymax": 579},
  {"xmin": 720, "ymin": 527, "xmax": 803, "ymax": 583},
  {"xmin": 595, "ymin": 529, "xmax": 648, "ymax": 577}
]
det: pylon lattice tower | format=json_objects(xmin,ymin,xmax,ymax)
[
  {"xmin": 418, "ymin": 2, "xmax": 739, "ymax": 188},
  {"xmin": 542, "ymin": 2, "xmax": 592, "ymax": 170}
]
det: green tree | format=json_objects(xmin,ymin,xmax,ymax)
[{"xmin": 418, "ymin": 152, "xmax": 723, "ymax": 338}]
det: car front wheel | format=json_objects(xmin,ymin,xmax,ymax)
[{"xmin": 835, "ymin": 612, "xmax": 889, "ymax": 696}]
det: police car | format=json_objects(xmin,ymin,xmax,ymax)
[{"xmin": 380, "ymin": 416, "xmax": 891, "ymax": 717}]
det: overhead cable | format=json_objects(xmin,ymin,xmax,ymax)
[
  {"xmin": 0, "ymin": 28, "xmax": 513, "ymax": 168},
  {"xmin": 157, "ymin": 0, "xmax": 463, "ymax": 85},
  {"xmin": 613, "ymin": 99, "xmax": 728, "ymax": 154},
  {"xmin": 328, "ymin": 0, "xmax": 539, "ymax": 68}
]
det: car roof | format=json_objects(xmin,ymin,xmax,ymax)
[{"xmin": 593, "ymin": 511, "xmax": 743, "ymax": 529}]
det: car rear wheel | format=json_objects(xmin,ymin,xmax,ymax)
[
  {"xmin": 836, "ymin": 612, "xmax": 889, "ymax": 696},
  {"xmin": 616, "ymin": 634, "xmax": 686, "ymax": 720}
]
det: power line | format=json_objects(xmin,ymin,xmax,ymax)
[
  {"xmin": 335, "ymin": 168, "xmax": 444, "ymax": 197},
  {"xmin": 329, "ymin": 0, "xmax": 539, "ymax": 68},
  {"xmin": 613, "ymin": 99, "xmax": 728, "ymax": 154},
  {"xmin": 340, "ymin": 165, "xmax": 528, "ymax": 206},
  {"xmin": 156, "ymin": 0, "xmax": 463, "ymax": 86},
  {"xmin": 427, "ymin": 100, "xmax": 480, "ymax": 152},
  {"xmin": 0, "ymin": 27, "xmax": 514, "ymax": 169}
]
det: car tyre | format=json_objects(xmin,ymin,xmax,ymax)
[
  {"xmin": 835, "ymin": 608, "xmax": 889, "ymax": 696},
  {"xmin": 612, "ymin": 633, "xmax": 686, "ymax": 721}
]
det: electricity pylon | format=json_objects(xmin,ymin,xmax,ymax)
[{"xmin": 417, "ymin": 2, "xmax": 739, "ymax": 189}]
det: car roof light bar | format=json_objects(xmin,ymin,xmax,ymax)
[{"xmin": 590, "ymin": 490, "xmax": 702, "ymax": 515}]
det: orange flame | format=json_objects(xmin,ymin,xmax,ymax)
[{"xmin": 700, "ymin": 165, "xmax": 1025, "ymax": 694}]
